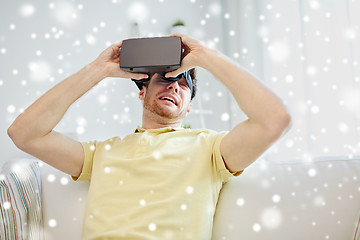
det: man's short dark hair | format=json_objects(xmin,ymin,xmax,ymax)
[{"xmin": 189, "ymin": 68, "xmax": 197, "ymax": 100}]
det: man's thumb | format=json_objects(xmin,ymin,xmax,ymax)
[{"xmin": 165, "ymin": 69, "xmax": 183, "ymax": 78}]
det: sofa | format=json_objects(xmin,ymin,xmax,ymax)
[{"xmin": 1, "ymin": 158, "xmax": 359, "ymax": 239}]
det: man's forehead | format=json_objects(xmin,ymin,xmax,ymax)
[{"xmin": 150, "ymin": 73, "xmax": 163, "ymax": 80}]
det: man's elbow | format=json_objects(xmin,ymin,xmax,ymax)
[
  {"xmin": 272, "ymin": 112, "xmax": 292, "ymax": 138},
  {"xmin": 7, "ymin": 125, "xmax": 27, "ymax": 149},
  {"xmin": 7, "ymin": 125, "xmax": 17, "ymax": 142}
]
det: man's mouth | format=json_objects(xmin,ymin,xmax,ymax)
[{"xmin": 159, "ymin": 96, "xmax": 177, "ymax": 106}]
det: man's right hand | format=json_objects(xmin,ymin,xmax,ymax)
[{"xmin": 91, "ymin": 41, "xmax": 148, "ymax": 80}]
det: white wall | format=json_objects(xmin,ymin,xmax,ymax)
[
  {"xmin": 1, "ymin": 0, "xmax": 235, "ymax": 165},
  {"xmin": 222, "ymin": 0, "xmax": 360, "ymax": 162}
]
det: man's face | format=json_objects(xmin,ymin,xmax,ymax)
[{"xmin": 139, "ymin": 73, "xmax": 192, "ymax": 120}]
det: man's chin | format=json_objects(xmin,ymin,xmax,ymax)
[
  {"xmin": 155, "ymin": 108, "xmax": 179, "ymax": 119},
  {"xmin": 144, "ymin": 103, "xmax": 179, "ymax": 119}
]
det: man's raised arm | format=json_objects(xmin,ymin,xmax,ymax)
[
  {"xmin": 166, "ymin": 33, "xmax": 292, "ymax": 174},
  {"xmin": 7, "ymin": 42, "xmax": 148, "ymax": 178}
]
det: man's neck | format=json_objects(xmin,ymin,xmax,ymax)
[{"xmin": 141, "ymin": 110, "xmax": 183, "ymax": 130}]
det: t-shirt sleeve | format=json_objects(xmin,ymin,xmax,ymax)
[
  {"xmin": 212, "ymin": 131, "xmax": 244, "ymax": 183},
  {"xmin": 71, "ymin": 140, "xmax": 99, "ymax": 183}
]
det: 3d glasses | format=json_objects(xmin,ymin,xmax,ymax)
[{"xmin": 132, "ymin": 70, "xmax": 193, "ymax": 95}]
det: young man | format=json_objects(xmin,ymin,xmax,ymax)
[{"xmin": 8, "ymin": 33, "xmax": 291, "ymax": 239}]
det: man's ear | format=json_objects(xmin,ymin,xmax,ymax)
[
  {"xmin": 187, "ymin": 102, "xmax": 192, "ymax": 113},
  {"xmin": 138, "ymin": 86, "xmax": 146, "ymax": 101}
]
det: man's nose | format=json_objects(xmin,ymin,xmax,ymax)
[{"xmin": 167, "ymin": 81, "xmax": 179, "ymax": 93}]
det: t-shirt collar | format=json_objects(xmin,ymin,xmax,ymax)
[{"xmin": 135, "ymin": 125, "xmax": 185, "ymax": 133}]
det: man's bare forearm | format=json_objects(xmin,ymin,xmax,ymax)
[
  {"xmin": 8, "ymin": 62, "xmax": 107, "ymax": 144},
  {"xmin": 198, "ymin": 48, "xmax": 290, "ymax": 129}
]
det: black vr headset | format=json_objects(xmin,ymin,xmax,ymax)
[{"xmin": 119, "ymin": 37, "xmax": 193, "ymax": 95}]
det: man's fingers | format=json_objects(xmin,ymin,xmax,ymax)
[
  {"xmin": 168, "ymin": 33, "xmax": 183, "ymax": 38},
  {"xmin": 165, "ymin": 55, "xmax": 192, "ymax": 78},
  {"xmin": 165, "ymin": 67, "xmax": 188, "ymax": 78},
  {"xmin": 113, "ymin": 41, "xmax": 123, "ymax": 48},
  {"xmin": 169, "ymin": 33, "xmax": 199, "ymax": 47},
  {"xmin": 127, "ymin": 73, "xmax": 149, "ymax": 80}
]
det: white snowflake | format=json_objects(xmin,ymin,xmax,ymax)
[
  {"xmin": 48, "ymin": 219, "xmax": 57, "ymax": 227},
  {"xmin": 19, "ymin": 4, "xmax": 35, "ymax": 17},
  {"xmin": 148, "ymin": 223, "xmax": 156, "ymax": 231}
]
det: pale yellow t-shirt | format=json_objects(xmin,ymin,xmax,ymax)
[{"xmin": 73, "ymin": 126, "xmax": 242, "ymax": 240}]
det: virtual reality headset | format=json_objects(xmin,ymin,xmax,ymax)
[
  {"xmin": 119, "ymin": 37, "xmax": 193, "ymax": 95},
  {"xmin": 120, "ymin": 36, "xmax": 182, "ymax": 74}
]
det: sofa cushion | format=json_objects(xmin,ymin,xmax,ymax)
[{"xmin": 0, "ymin": 159, "xmax": 43, "ymax": 240}]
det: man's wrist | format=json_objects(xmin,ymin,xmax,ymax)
[
  {"xmin": 197, "ymin": 47, "xmax": 221, "ymax": 70},
  {"xmin": 85, "ymin": 61, "xmax": 109, "ymax": 82}
]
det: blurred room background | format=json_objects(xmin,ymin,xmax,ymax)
[{"xmin": 1, "ymin": 0, "xmax": 359, "ymax": 165}]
